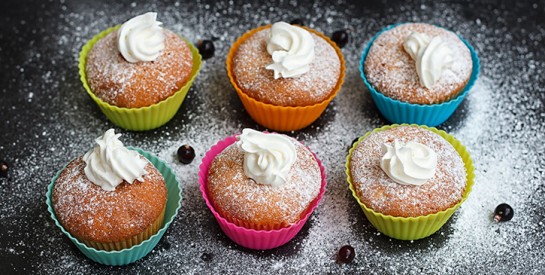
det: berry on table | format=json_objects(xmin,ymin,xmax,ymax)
[
  {"xmin": 201, "ymin": 252, "xmax": 213, "ymax": 262},
  {"xmin": 290, "ymin": 19, "xmax": 305, "ymax": 26},
  {"xmin": 0, "ymin": 161, "xmax": 8, "ymax": 178},
  {"xmin": 331, "ymin": 29, "xmax": 350, "ymax": 48},
  {"xmin": 161, "ymin": 239, "xmax": 171, "ymax": 250},
  {"xmin": 337, "ymin": 245, "xmax": 355, "ymax": 264},
  {"xmin": 177, "ymin": 145, "xmax": 195, "ymax": 164},
  {"xmin": 494, "ymin": 203, "xmax": 514, "ymax": 222},
  {"xmin": 197, "ymin": 40, "xmax": 215, "ymax": 60}
]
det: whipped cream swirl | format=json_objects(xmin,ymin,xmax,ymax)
[
  {"xmin": 380, "ymin": 140, "xmax": 438, "ymax": 186},
  {"xmin": 236, "ymin": 128, "xmax": 297, "ymax": 187},
  {"xmin": 403, "ymin": 32, "xmax": 454, "ymax": 89},
  {"xmin": 83, "ymin": 129, "xmax": 148, "ymax": 191},
  {"xmin": 265, "ymin": 21, "xmax": 315, "ymax": 79},
  {"xmin": 117, "ymin": 12, "xmax": 165, "ymax": 63}
]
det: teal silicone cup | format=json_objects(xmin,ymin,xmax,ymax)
[
  {"xmin": 359, "ymin": 23, "xmax": 480, "ymax": 126},
  {"xmin": 46, "ymin": 147, "xmax": 182, "ymax": 266}
]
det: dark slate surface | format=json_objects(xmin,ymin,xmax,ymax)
[{"xmin": 0, "ymin": 0, "xmax": 544, "ymax": 274}]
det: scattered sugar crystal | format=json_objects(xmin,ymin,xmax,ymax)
[{"xmin": 0, "ymin": 0, "xmax": 543, "ymax": 274}]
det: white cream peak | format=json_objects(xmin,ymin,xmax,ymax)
[
  {"xmin": 236, "ymin": 128, "xmax": 297, "ymax": 187},
  {"xmin": 117, "ymin": 12, "xmax": 165, "ymax": 63},
  {"xmin": 380, "ymin": 140, "xmax": 438, "ymax": 186},
  {"xmin": 265, "ymin": 21, "xmax": 315, "ymax": 79},
  {"xmin": 403, "ymin": 31, "xmax": 454, "ymax": 89},
  {"xmin": 83, "ymin": 129, "xmax": 148, "ymax": 191}
]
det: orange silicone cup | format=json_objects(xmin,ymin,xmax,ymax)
[{"xmin": 226, "ymin": 25, "xmax": 346, "ymax": 132}]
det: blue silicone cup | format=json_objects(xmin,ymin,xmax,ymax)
[
  {"xmin": 359, "ymin": 23, "xmax": 480, "ymax": 126},
  {"xmin": 45, "ymin": 147, "xmax": 182, "ymax": 266}
]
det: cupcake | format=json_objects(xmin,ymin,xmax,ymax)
[
  {"xmin": 346, "ymin": 124, "xmax": 474, "ymax": 240},
  {"xmin": 199, "ymin": 129, "xmax": 327, "ymax": 249},
  {"xmin": 227, "ymin": 22, "xmax": 346, "ymax": 131},
  {"xmin": 46, "ymin": 129, "xmax": 182, "ymax": 265},
  {"xmin": 360, "ymin": 23, "xmax": 480, "ymax": 126},
  {"xmin": 79, "ymin": 12, "xmax": 202, "ymax": 131}
]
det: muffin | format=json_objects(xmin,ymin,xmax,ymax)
[
  {"xmin": 360, "ymin": 23, "xmax": 480, "ymax": 126},
  {"xmin": 346, "ymin": 124, "xmax": 474, "ymax": 240},
  {"xmin": 198, "ymin": 129, "xmax": 327, "ymax": 249},
  {"xmin": 46, "ymin": 129, "xmax": 183, "ymax": 265},
  {"xmin": 79, "ymin": 12, "xmax": 202, "ymax": 131},
  {"xmin": 227, "ymin": 22, "xmax": 346, "ymax": 131},
  {"xmin": 52, "ymin": 129, "xmax": 167, "ymax": 251}
]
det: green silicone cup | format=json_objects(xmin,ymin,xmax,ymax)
[
  {"xmin": 79, "ymin": 26, "xmax": 202, "ymax": 131},
  {"xmin": 46, "ymin": 147, "xmax": 182, "ymax": 265},
  {"xmin": 345, "ymin": 124, "xmax": 475, "ymax": 240}
]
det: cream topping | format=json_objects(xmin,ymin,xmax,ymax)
[
  {"xmin": 265, "ymin": 21, "xmax": 315, "ymax": 79},
  {"xmin": 380, "ymin": 140, "xmax": 438, "ymax": 186},
  {"xmin": 236, "ymin": 128, "xmax": 296, "ymax": 187},
  {"xmin": 403, "ymin": 31, "xmax": 454, "ymax": 89},
  {"xmin": 117, "ymin": 12, "xmax": 165, "ymax": 63},
  {"xmin": 83, "ymin": 129, "xmax": 148, "ymax": 191}
]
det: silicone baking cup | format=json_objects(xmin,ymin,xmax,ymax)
[
  {"xmin": 46, "ymin": 147, "xmax": 182, "ymax": 265},
  {"xmin": 360, "ymin": 23, "xmax": 480, "ymax": 127},
  {"xmin": 79, "ymin": 26, "xmax": 202, "ymax": 131},
  {"xmin": 198, "ymin": 134, "xmax": 327, "ymax": 250},
  {"xmin": 345, "ymin": 124, "xmax": 475, "ymax": 240},
  {"xmin": 226, "ymin": 25, "xmax": 345, "ymax": 132}
]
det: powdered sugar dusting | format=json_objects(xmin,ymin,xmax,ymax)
[
  {"xmin": 86, "ymin": 28, "xmax": 193, "ymax": 108},
  {"xmin": 232, "ymin": 28, "xmax": 341, "ymax": 106},
  {"xmin": 207, "ymin": 139, "xmax": 321, "ymax": 227},
  {"xmin": 365, "ymin": 23, "xmax": 473, "ymax": 104},
  {"xmin": 349, "ymin": 126, "xmax": 466, "ymax": 217},
  {"xmin": 0, "ymin": 0, "xmax": 544, "ymax": 274},
  {"xmin": 52, "ymin": 157, "xmax": 167, "ymax": 243}
]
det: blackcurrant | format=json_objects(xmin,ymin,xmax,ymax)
[
  {"xmin": 331, "ymin": 29, "xmax": 350, "ymax": 48},
  {"xmin": 200, "ymin": 252, "xmax": 213, "ymax": 262},
  {"xmin": 0, "ymin": 161, "xmax": 8, "ymax": 178},
  {"xmin": 177, "ymin": 145, "xmax": 195, "ymax": 164},
  {"xmin": 197, "ymin": 40, "xmax": 215, "ymax": 60},
  {"xmin": 494, "ymin": 203, "xmax": 514, "ymax": 222},
  {"xmin": 161, "ymin": 240, "xmax": 171, "ymax": 250},
  {"xmin": 290, "ymin": 19, "xmax": 305, "ymax": 26},
  {"xmin": 337, "ymin": 245, "xmax": 355, "ymax": 264}
]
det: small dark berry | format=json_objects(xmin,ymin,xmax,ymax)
[
  {"xmin": 161, "ymin": 240, "xmax": 171, "ymax": 250},
  {"xmin": 200, "ymin": 252, "xmax": 213, "ymax": 262},
  {"xmin": 197, "ymin": 40, "xmax": 215, "ymax": 60},
  {"xmin": 494, "ymin": 203, "xmax": 514, "ymax": 222},
  {"xmin": 331, "ymin": 29, "xmax": 350, "ymax": 48},
  {"xmin": 290, "ymin": 19, "xmax": 305, "ymax": 26},
  {"xmin": 0, "ymin": 161, "xmax": 8, "ymax": 178},
  {"xmin": 177, "ymin": 145, "xmax": 195, "ymax": 164},
  {"xmin": 337, "ymin": 245, "xmax": 355, "ymax": 264}
]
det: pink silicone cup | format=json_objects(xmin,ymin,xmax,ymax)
[{"xmin": 198, "ymin": 134, "xmax": 327, "ymax": 250}]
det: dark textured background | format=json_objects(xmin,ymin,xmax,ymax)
[{"xmin": 1, "ymin": 0, "xmax": 544, "ymax": 274}]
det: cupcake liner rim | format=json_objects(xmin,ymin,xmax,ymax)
[
  {"xmin": 78, "ymin": 25, "xmax": 203, "ymax": 112},
  {"xmin": 198, "ymin": 133, "xmax": 327, "ymax": 234},
  {"xmin": 359, "ymin": 22, "xmax": 481, "ymax": 109},
  {"xmin": 345, "ymin": 124, "xmax": 475, "ymax": 221},
  {"xmin": 45, "ymin": 147, "xmax": 182, "ymax": 255},
  {"xmin": 226, "ymin": 24, "xmax": 346, "ymax": 110}
]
